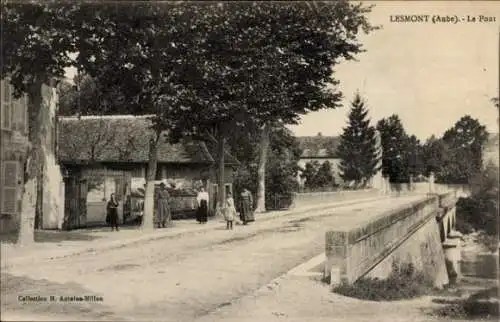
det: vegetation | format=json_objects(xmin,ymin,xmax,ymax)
[
  {"xmin": 456, "ymin": 162, "xmax": 499, "ymax": 237},
  {"xmin": 3, "ymin": 1, "xmax": 376, "ymax": 234},
  {"xmin": 337, "ymin": 93, "xmax": 379, "ymax": 187},
  {"xmin": 300, "ymin": 161, "xmax": 339, "ymax": 191},
  {"xmin": 376, "ymin": 115, "xmax": 424, "ymax": 184},
  {"xmin": 1, "ymin": 2, "xmax": 82, "ymax": 244},
  {"xmin": 232, "ymin": 125, "xmax": 301, "ymax": 210},
  {"xmin": 333, "ymin": 262, "xmax": 433, "ymax": 301},
  {"xmin": 433, "ymin": 286, "xmax": 499, "ymax": 319},
  {"xmin": 422, "ymin": 116, "xmax": 489, "ymax": 184}
]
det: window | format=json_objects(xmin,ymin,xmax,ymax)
[
  {"xmin": 12, "ymin": 96, "xmax": 27, "ymax": 134},
  {"xmin": 131, "ymin": 167, "xmax": 145, "ymax": 179},
  {"xmin": 1, "ymin": 79, "xmax": 12, "ymax": 131},
  {"xmin": 1, "ymin": 161, "xmax": 20, "ymax": 215}
]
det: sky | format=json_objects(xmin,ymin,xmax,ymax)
[
  {"xmin": 64, "ymin": 1, "xmax": 499, "ymax": 142},
  {"xmin": 289, "ymin": 1, "xmax": 499, "ymax": 141}
]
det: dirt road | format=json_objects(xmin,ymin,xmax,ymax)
[{"xmin": 2, "ymin": 196, "xmax": 425, "ymax": 322}]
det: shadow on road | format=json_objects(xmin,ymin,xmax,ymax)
[{"xmin": 1, "ymin": 230, "xmax": 103, "ymax": 244}]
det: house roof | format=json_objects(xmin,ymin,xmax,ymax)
[
  {"xmin": 296, "ymin": 135, "xmax": 341, "ymax": 158},
  {"xmin": 57, "ymin": 116, "xmax": 239, "ymax": 165}
]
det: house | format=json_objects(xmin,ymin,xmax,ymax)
[
  {"xmin": 0, "ymin": 78, "xmax": 29, "ymax": 234},
  {"xmin": 296, "ymin": 133, "xmax": 343, "ymax": 186},
  {"xmin": 57, "ymin": 115, "xmax": 239, "ymax": 228},
  {"xmin": 1, "ymin": 77, "xmax": 64, "ymax": 234}
]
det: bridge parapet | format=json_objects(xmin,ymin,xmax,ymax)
[
  {"xmin": 437, "ymin": 191, "xmax": 458, "ymax": 210},
  {"xmin": 435, "ymin": 191, "xmax": 458, "ymax": 243},
  {"xmin": 325, "ymin": 196, "xmax": 440, "ymax": 285},
  {"xmin": 325, "ymin": 192, "xmax": 456, "ymax": 287}
]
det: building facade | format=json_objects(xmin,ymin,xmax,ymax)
[
  {"xmin": 58, "ymin": 115, "xmax": 238, "ymax": 228},
  {"xmin": 296, "ymin": 134, "xmax": 343, "ymax": 187},
  {"xmin": 0, "ymin": 78, "xmax": 29, "ymax": 234}
]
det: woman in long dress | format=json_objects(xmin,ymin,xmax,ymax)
[
  {"xmin": 106, "ymin": 193, "xmax": 120, "ymax": 231},
  {"xmin": 239, "ymin": 188, "xmax": 254, "ymax": 225},
  {"xmin": 196, "ymin": 187, "xmax": 209, "ymax": 224},
  {"xmin": 155, "ymin": 182, "xmax": 171, "ymax": 228}
]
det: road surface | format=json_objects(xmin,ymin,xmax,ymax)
[{"xmin": 1, "ymin": 195, "xmax": 425, "ymax": 322}]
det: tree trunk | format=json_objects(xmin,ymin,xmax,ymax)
[
  {"xmin": 17, "ymin": 79, "xmax": 44, "ymax": 246},
  {"xmin": 217, "ymin": 134, "xmax": 225, "ymax": 216},
  {"xmin": 142, "ymin": 131, "xmax": 160, "ymax": 230},
  {"xmin": 255, "ymin": 123, "xmax": 270, "ymax": 213}
]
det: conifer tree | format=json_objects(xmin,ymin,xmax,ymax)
[{"xmin": 337, "ymin": 93, "xmax": 379, "ymax": 186}]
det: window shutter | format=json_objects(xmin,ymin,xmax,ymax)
[
  {"xmin": 12, "ymin": 96, "xmax": 27, "ymax": 134},
  {"xmin": 1, "ymin": 81, "xmax": 12, "ymax": 131},
  {"xmin": 1, "ymin": 102, "xmax": 11, "ymax": 130},
  {"xmin": 12, "ymin": 99, "xmax": 21, "ymax": 132},
  {"xmin": 24, "ymin": 95, "xmax": 29, "ymax": 134},
  {"xmin": 1, "ymin": 161, "xmax": 20, "ymax": 215}
]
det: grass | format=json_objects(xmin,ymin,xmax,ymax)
[
  {"xmin": 332, "ymin": 262, "xmax": 434, "ymax": 301},
  {"xmin": 433, "ymin": 286, "xmax": 499, "ymax": 319}
]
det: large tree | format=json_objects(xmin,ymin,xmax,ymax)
[
  {"xmin": 404, "ymin": 134, "xmax": 424, "ymax": 179},
  {"xmin": 232, "ymin": 125, "xmax": 301, "ymax": 210},
  {"xmin": 376, "ymin": 115, "xmax": 411, "ymax": 183},
  {"xmin": 440, "ymin": 116, "xmax": 488, "ymax": 184},
  {"xmin": 1, "ymin": 2, "xmax": 79, "ymax": 244},
  {"xmin": 422, "ymin": 135, "xmax": 450, "ymax": 178},
  {"xmin": 70, "ymin": 3, "xmax": 206, "ymax": 229},
  {"xmin": 337, "ymin": 93, "xmax": 379, "ymax": 187},
  {"xmin": 164, "ymin": 1, "xmax": 376, "ymax": 213}
]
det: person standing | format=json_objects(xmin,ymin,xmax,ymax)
[
  {"xmin": 155, "ymin": 182, "xmax": 171, "ymax": 228},
  {"xmin": 224, "ymin": 192, "xmax": 236, "ymax": 230},
  {"xmin": 239, "ymin": 188, "xmax": 254, "ymax": 225},
  {"xmin": 196, "ymin": 187, "xmax": 209, "ymax": 224},
  {"xmin": 106, "ymin": 193, "xmax": 120, "ymax": 231}
]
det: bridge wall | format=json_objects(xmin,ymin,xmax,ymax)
[{"xmin": 325, "ymin": 193, "xmax": 456, "ymax": 288}]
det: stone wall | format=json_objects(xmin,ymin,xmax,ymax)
[{"xmin": 325, "ymin": 196, "xmax": 450, "ymax": 288}]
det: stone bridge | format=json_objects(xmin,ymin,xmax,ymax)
[{"xmin": 324, "ymin": 190, "xmax": 464, "ymax": 288}]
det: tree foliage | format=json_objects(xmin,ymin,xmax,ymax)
[
  {"xmin": 164, "ymin": 1, "xmax": 376, "ymax": 142},
  {"xmin": 1, "ymin": 2, "xmax": 78, "ymax": 95},
  {"xmin": 300, "ymin": 161, "xmax": 337, "ymax": 191},
  {"xmin": 439, "ymin": 116, "xmax": 489, "ymax": 184},
  {"xmin": 337, "ymin": 93, "xmax": 379, "ymax": 186},
  {"xmin": 1, "ymin": 2, "xmax": 82, "ymax": 243},
  {"xmin": 456, "ymin": 162, "xmax": 499, "ymax": 236},
  {"xmin": 376, "ymin": 115, "xmax": 412, "ymax": 183},
  {"xmin": 57, "ymin": 73, "xmax": 126, "ymax": 116},
  {"xmin": 232, "ymin": 125, "xmax": 301, "ymax": 210}
]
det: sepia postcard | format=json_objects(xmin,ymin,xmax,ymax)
[{"xmin": 0, "ymin": 1, "xmax": 498, "ymax": 321}]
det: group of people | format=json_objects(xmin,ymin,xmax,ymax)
[
  {"xmin": 196, "ymin": 187, "xmax": 255, "ymax": 230},
  {"xmin": 106, "ymin": 183, "xmax": 255, "ymax": 231},
  {"xmin": 105, "ymin": 182, "xmax": 172, "ymax": 231}
]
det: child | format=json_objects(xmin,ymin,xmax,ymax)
[{"xmin": 223, "ymin": 192, "xmax": 236, "ymax": 230}]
